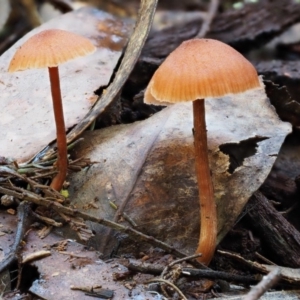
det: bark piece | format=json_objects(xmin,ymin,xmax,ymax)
[
  {"xmin": 246, "ymin": 192, "xmax": 300, "ymax": 267},
  {"xmin": 143, "ymin": 0, "xmax": 300, "ymax": 59},
  {"xmin": 263, "ymin": 80, "xmax": 300, "ymax": 127}
]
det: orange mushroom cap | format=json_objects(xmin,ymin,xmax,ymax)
[
  {"xmin": 8, "ymin": 29, "xmax": 96, "ymax": 72},
  {"xmin": 144, "ymin": 39, "xmax": 261, "ymax": 105}
]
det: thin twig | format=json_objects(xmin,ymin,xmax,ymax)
[
  {"xmin": 125, "ymin": 259, "xmax": 261, "ymax": 284},
  {"xmin": 255, "ymin": 252, "xmax": 277, "ymax": 266},
  {"xmin": 243, "ymin": 268, "xmax": 281, "ymax": 300},
  {"xmin": 30, "ymin": 171, "xmax": 57, "ymax": 180},
  {"xmin": 1, "ymin": 166, "xmax": 64, "ymax": 202},
  {"xmin": 146, "ymin": 278, "xmax": 187, "ymax": 300},
  {"xmin": 161, "ymin": 253, "xmax": 203, "ymax": 278},
  {"xmin": 195, "ymin": 0, "xmax": 219, "ymax": 38},
  {"xmin": 31, "ymin": 210, "xmax": 63, "ymax": 227},
  {"xmin": 0, "ymin": 186, "xmax": 188, "ymax": 259}
]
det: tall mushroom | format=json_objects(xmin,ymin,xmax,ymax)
[
  {"xmin": 144, "ymin": 39, "xmax": 261, "ymax": 265},
  {"xmin": 8, "ymin": 29, "xmax": 96, "ymax": 191}
]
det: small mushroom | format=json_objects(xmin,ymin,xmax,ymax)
[
  {"xmin": 144, "ymin": 38, "xmax": 261, "ymax": 265},
  {"xmin": 8, "ymin": 29, "xmax": 96, "ymax": 191}
]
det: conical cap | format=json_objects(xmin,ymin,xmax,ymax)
[
  {"xmin": 9, "ymin": 29, "xmax": 96, "ymax": 72},
  {"xmin": 144, "ymin": 39, "xmax": 261, "ymax": 104}
]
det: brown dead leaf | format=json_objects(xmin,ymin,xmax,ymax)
[
  {"xmin": 21, "ymin": 230, "xmax": 159, "ymax": 300},
  {"xmin": 0, "ymin": 7, "xmax": 133, "ymax": 163},
  {"xmin": 68, "ymin": 79, "xmax": 291, "ymax": 256}
]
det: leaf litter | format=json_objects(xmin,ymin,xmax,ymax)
[
  {"xmin": 0, "ymin": 1, "xmax": 298, "ymax": 299},
  {"xmin": 68, "ymin": 78, "xmax": 291, "ymax": 256},
  {"xmin": 20, "ymin": 227, "xmax": 160, "ymax": 300},
  {"xmin": 0, "ymin": 7, "xmax": 133, "ymax": 163}
]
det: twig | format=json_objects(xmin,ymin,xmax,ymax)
[
  {"xmin": 31, "ymin": 210, "xmax": 63, "ymax": 227},
  {"xmin": 0, "ymin": 166, "xmax": 65, "ymax": 202},
  {"xmin": 0, "ymin": 186, "xmax": 188, "ymax": 259},
  {"xmin": 255, "ymin": 252, "xmax": 277, "ymax": 266},
  {"xmin": 161, "ymin": 253, "xmax": 203, "ymax": 279},
  {"xmin": 70, "ymin": 285, "xmax": 101, "ymax": 291},
  {"xmin": 195, "ymin": 0, "xmax": 219, "ymax": 38},
  {"xmin": 146, "ymin": 278, "xmax": 187, "ymax": 300},
  {"xmin": 70, "ymin": 285, "xmax": 114, "ymax": 299},
  {"xmin": 243, "ymin": 268, "xmax": 281, "ymax": 300},
  {"xmin": 0, "ymin": 201, "xmax": 32, "ymax": 273},
  {"xmin": 59, "ymin": 251, "xmax": 89, "ymax": 259},
  {"xmin": 22, "ymin": 250, "xmax": 51, "ymax": 264},
  {"xmin": 125, "ymin": 259, "xmax": 261, "ymax": 284},
  {"xmin": 30, "ymin": 171, "xmax": 57, "ymax": 180}
]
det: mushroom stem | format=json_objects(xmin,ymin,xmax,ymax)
[
  {"xmin": 193, "ymin": 99, "xmax": 217, "ymax": 265},
  {"xmin": 48, "ymin": 66, "xmax": 68, "ymax": 191}
]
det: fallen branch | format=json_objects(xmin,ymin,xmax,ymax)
[{"xmin": 146, "ymin": 278, "xmax": 187, "ymax": 300}]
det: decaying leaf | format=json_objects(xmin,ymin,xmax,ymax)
[
  {"xmin": 0, "ymin": 7, "xmax": 133, "ymax": 163},
  {"xmin": 22, "ymin": 230, "xmax": 159, "ymax": 300},
  {"xmin": 68, "ymin": 79, "xmax": 291, "ymax": 256}
]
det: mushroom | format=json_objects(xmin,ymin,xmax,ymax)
[
  {"xmin": 144, "ymin": 38, "xmax": 261, "ymax": 265},
  {"xmin": 8, "ymin": 29, "xmax": 96, "ymax": 191}
]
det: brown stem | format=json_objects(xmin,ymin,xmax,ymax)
[
  {"xmin": 193, "ymin": 99, "xmax": 217, "ymax": 265},
  {"xmin": 48, "ymin": 66, "xmax": 68, "ymax": 191}
]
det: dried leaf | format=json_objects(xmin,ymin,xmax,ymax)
[
  {"xmin": 0, "ymin": 7, "xmax": 133, "ymax": 162},
  {"xmin": 23, "ymin": 230, "xmax": 159, "ymax": 300},
  {"xmin": 68, "ymin": 80, "xmax": 291, "ymax": 256}
]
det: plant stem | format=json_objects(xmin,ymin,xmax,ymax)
[
  {"xmin": 193, "ymin": 99, "xmax": 217, "ymax": 265},
  {"xmin": 48, "ymin": 67, "xmax": 68, "ymax": 191}
]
